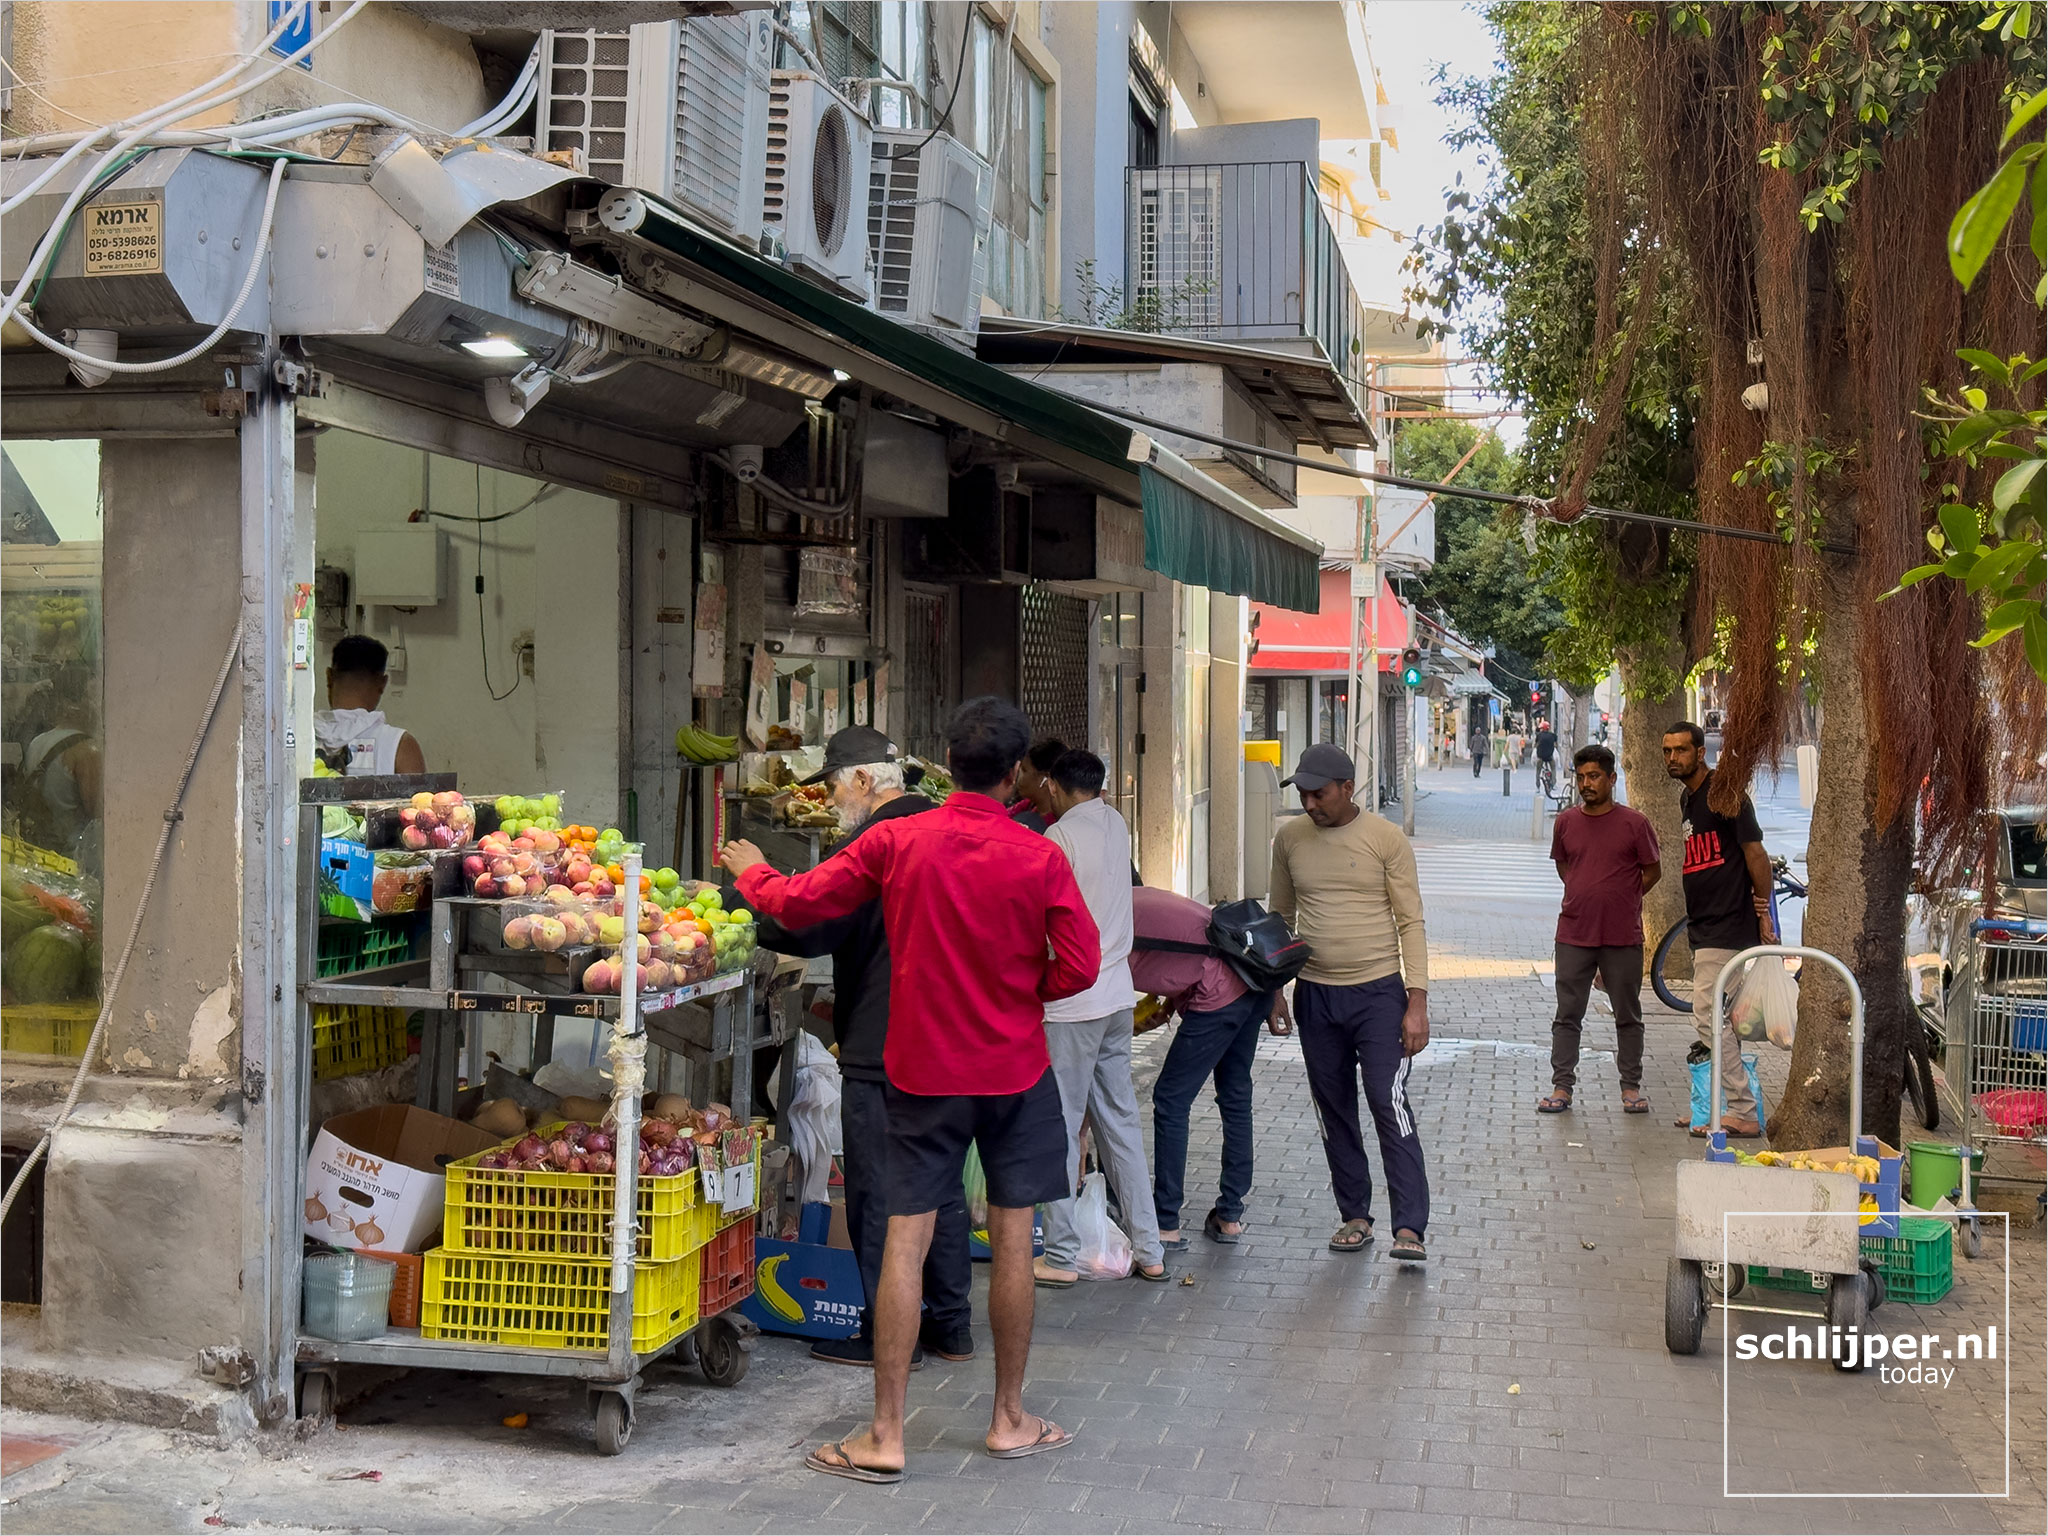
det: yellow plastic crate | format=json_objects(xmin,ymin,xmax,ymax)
[
  {"xmin": 443, "ymin": 1127, "xmax": 700, "ymax": 1263},
  {"xmin": 0, "ymin": 999, "xmax": 97, "ymax": 1060},
  {"xmin": 309, "ymin": 1004, "xmax": 409, "ymax": 1082},
  {"xmin": 419, "ymin": 1247, "xmax": 701, "ymax": 1353}
]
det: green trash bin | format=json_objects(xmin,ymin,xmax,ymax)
[{"xmin": 1906, "ymin": 1141, "xmax": 1985, "ymax": 1206}]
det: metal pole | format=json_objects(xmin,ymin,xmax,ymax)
[
  {"xmin": 606, "ymin": 848, "xmax": 645, "ymax": 1379},
  {"xmin": 239, "ymin": 352, "xmax": 302, "ymax": 1426}
]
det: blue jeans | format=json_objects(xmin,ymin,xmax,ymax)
[{"xmin": 1150, "ymin": 989, "xmax": 1271, "ymax": 1231}]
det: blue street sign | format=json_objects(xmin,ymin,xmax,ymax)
[{"xmin": 269, "ymin": 1, "xmax": 314, "ymax": 69}]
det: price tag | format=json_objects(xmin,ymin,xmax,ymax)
[
  {"xmin": 744, "ymin": 647, "xmax": 772, "ymax": 749},
  {"xmin": 822, "ymin": 687, "xmax": 840, "ymax": 736},
  {"xmin": 852, "ymin": 678, "xmax": 869, "ymax": 726},
  {"xmin": 872, "ymin": 663, "xmax": 891, "ymax": 734},
  {"xmin": 722, "ymin": 1157, "xmax": 757, "ymax": 1214},
  {"xmin": 787, "ymin": 679, "xmax": 807, "ymax": 732}
]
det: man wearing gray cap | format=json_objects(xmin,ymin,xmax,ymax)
[{"xmin": 1268, "ymin": 744, "xmax": 1432, "ymax": 1264}]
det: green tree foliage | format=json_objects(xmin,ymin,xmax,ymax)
[
  {"xmin": 1405, "ymin": 2, "xmax": 1697, "ymax": 700},
  {"xmin": 1398, "ymin": 419, "xmax": 1562, "ymax": 687}
]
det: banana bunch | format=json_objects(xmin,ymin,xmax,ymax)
[
  {"xmin": 1751, "ymin": 1149, "xmax": 1882, "ymax": 1181},
  {"xmin": 676, "ymin": 724, "xmax": 739, "ymax": 763}
]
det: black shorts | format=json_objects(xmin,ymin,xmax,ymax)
[{"xmin": 883, "ymin": 1068, "xmax": 1069, "ymax": 1216}]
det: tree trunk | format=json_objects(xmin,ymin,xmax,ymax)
[
  {"xmin": 1772, "ymin": 562, "xmax": 1914, "ymax": 1151},
  {"xmin": 1617, "ymin": 629, "xmax": 1690, "ymax": 963}
]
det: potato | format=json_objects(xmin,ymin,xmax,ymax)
[
  {"xmin": 472, "ymin": 1098, "xmax": 528, "ymax": 1139},
  {"xmin": 557, "ymin": 1095, "xmax": 610, "ymax": 1124}
]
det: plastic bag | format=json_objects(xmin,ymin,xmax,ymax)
[
  {"xmin": 1070, "ymin": 1171, "xmax": 1134, "ymax": 1281},
  {"xmin": 1689, "ymin": 1054, "xmax": 1766, "ymax": 1130},
  {"xmin": 962, "ymin": 1142, "xmax": 989, "ymax": 1229},
  {"xmin": 786, "ymin": 1033, "xmax": 842, "ymax": 1207},
  {"xmin": 1732, "ymin": 960, "xmax": 1800, "ymax": 1049}
]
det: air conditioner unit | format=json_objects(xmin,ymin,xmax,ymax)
[
  {"xmin": 537, "ymin": 18, "xmax": 770, "ymax": 246},
  {"xmin": 763, "ymin": 72, "xmax": 873, "ymax": 302},
  {"xmin": 868, "ymin": 129, "xmax": 994, "ymax": 345}
]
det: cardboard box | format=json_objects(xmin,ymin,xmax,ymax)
[
  {"xmin": 739, "ymin": 1203, "xmax": 865, "ymax": 1340},
  {"xmin": 303, "ymin": 1105, "xmax": 498, "ymax": 1253}
]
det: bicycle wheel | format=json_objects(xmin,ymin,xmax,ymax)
[
  {"xmin": 1905, "ymin": 1004, "xmax": 1940, "ymax": 1132},
  {"xmin": 1652, "ymin": 918, "xmax": 1694, "ymax": 1013}
]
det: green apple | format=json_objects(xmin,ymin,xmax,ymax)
[
  {"xmin": 654, "ymin": 867, "xmax": 679, "ymax": 890},
  {"xmin": 541, "ymin": 794, "xmax": 561, "ymax": 817},
  {"xmin": 494, "ymin": 795, "xmax": 516, "ymax": 819},
  {"xmin": 728, "ymin": 909, "xmax": 751, "ymax": 924}
]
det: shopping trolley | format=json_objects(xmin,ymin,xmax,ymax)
[{"xmin": 1941, "ymin": 915, "xmax": 2048, "ymax": 1256}]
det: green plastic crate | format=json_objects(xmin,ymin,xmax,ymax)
[
  {"xmin": 1745, "ymin": 1264, "xmax": 1828, "ymax": 1294},
  {"xmin": 1861, "ymin": 1215, "xmax": 1954, "ymax": 1305},
  {"xmin": 316, "ymin": 921, "xmax": 417, "ymax": 978}
]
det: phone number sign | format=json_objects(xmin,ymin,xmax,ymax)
[{"xmin": 83, "ymin": 198, "xmax": 163, "ymax": 277}]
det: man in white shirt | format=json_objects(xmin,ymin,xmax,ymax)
[
  {"xmin": 315, "ymin": 635, "xmax": 425, "ymax": 777},
  {"xmin": 1032, "ymin": 749, "xmax": 1167, "ymax": 1286}
]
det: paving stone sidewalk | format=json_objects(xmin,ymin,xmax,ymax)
[{"xmin": 3, "ymin": 764, "xmax": 2040, "ymax": 1535}]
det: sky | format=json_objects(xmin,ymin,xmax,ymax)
[{"xmin": 1356, "ymin": 0, "xmax": 1519, "ymax": 444}]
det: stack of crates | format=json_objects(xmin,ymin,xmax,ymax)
[
  {"xmin": 419, "ymin": 1125, "xmax": 706, "ymax": 1353},
  {"xmin": 1747, "ymin": 1214, "xmax": 1955, "ymax": 1304},
  {"xmin": 310, "ymin": 921, "xmax": 418, "ymax": 1081}
]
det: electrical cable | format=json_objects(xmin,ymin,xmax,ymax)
[
  {"xmin": 418, "ymin": 482, "xmax": 565, "ymax": 525},
  {"xmin": 10, "ymin": 155, "xmax": 286, "ymax": 373},
  {"xmin": 710, "ymin": 452, "xmax": 862, "ymax": 518},
  {"xmin": 881, "ymin": 1, "xmax": 975, "ymax": 161},
  {"xmin": 456, "ymin": 43, "xmax": 541, "ymax": 138},
  {"xmin": 0, "ymin": 624, "xmax": 241, "ymax": 1228},
  {"xmin": 474, "ymin": 463, "xmax": 520, "ymax": 702}
]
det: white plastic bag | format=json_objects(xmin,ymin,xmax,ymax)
[
  {"xmin": 786, "ymin": 1032, "xmax": 843, "ymax": 1206},
  {"xmin": 1070, "ymin": 1171, "xmax": 1134, "ymax": 1280},
  {"xmin": 1732, "ymin": 960, "xmax": 1800, "ymax": 1050}
]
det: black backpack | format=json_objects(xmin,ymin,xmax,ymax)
[{"xmin": 1133, "ymin": 898, "xmax": 1311, "ymax": 992}]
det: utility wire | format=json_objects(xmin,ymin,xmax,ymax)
[
  {"xmin": 1084, "ymin": 398, "xmax": 1859, "ymax": 558},
  {"xmin": 881, "ymin": 1, "xmax": 975, "ymax": 161}
]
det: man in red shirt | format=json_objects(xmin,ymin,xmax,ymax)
[
  {"xmin": 1539, "ymin": 744, "xmax": 1662, "ymax": 1115},
  {"xmin": 719, "ymin": 697, "xmax": 1099, "ymax": 1483}
]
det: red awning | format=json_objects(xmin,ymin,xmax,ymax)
[{"xmin": 1249, "ymin": 569, "xmax": 1408, "ymax": 673}]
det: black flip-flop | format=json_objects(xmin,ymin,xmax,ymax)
[
  {"xmin": 1537, "ymin": 1094, "xmax": 1573, "ymax": 1114},
  {"xmin": 1135, "ymin": 1263, "xmax": 1171, "ymax": 1283},
  {"xmin": 1159, "ymin": 1234, "xmax": 1191, "ymax": 1252},
  {"xmin": 805, "ymin": 1438, "xmax": 904, "ymax": 1484},
  {"xmin": 1621, "ymin": 1091, "xmax": 1650, "ymax": 1114},
  {"xmin": 1204, "ymin": 1209, "xmax": 1243, "ymax": 1245}
]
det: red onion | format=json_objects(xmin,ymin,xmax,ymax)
[
  {"xmin": 566, "ymin": 1155, "xmax": 588, "ymax": 1174},
  {"xmin": 642, "ymin": 1119, "xmax": 677, "ymax": 1148},
  {"xmin": 587, "ymin": 1151, "xmax": 615, "ymax": 1174},
  {"xmin": 638, "ymin": 1151, "xmax": 653, "ymax": 1175},
  {"xmin": 512, "ymin": 1135, "xmax": 545, "ymax": 1163},
  {"xmin": 583, "ymin": 1131, "xmax": 613, "ymax": 1155},
  {"xmin": 548, "ymin": 1138, "xmax": 574, "ymax": 1165},
  {"xmin": 560, "ymin": 1122, "xmax": 590, "ymax": 1143}
]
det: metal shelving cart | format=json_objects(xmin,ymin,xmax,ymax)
[
  {"xmin": 1942, "ymin": 915, "xmax": 2048, "ymax": 1253},
  {"xmin": 1666, "ymin": 945, "xmax": 1901, "ymax": 1365},
  {"xmin": 291, "ymin": 776, "xmax": 767, "ymax": 1454}
]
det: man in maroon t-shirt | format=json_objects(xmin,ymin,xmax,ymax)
[
  {"xmin": 1539, "ymin": 744, "xmax": 1661, "ymax": 1115},
  {"xmin": 721, "ymin": 697, "xmax": 1099, "ymax": 1484}
]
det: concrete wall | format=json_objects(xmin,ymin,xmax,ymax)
[
  {"xmin": 312, "ymin": 430, "xmax": 625, "ymax": 829},
  {"xmin": 1047, "ymin": 0, "xmax": 1137, "ymax": 317},
  {"xmin": 1169, "ymin": 119, "xmax": 1321, "ymax": 167},
  {"xmin": 1207, "ymin": 588, "xmax": 1246, "ymax": 899},
  {"xmin": 5, "ymin": 2, "xmax": 490, "ymax": 140},
  {"xmin": 99, "ymin": 438, "xmax": 244, "ymax": 1079}
]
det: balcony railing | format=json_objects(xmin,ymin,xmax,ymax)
[{"xmin": 1123, "ymin": 161, "xmax": 1367, "ymax": 396}]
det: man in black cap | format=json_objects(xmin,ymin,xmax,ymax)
[
  {"xmin": 752, "ymin": 725, "xmax": 974, "ymax": 1368},
  {"xmin": 1267, "ymin": 743, "xmax": 1433, "ymax": 1264}
]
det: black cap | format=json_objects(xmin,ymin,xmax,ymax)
[
  {"xmin": 798, "ymin": 725, "xmax": 901, "ymax": 785},
  {"xmin": 1281, "ymin": 742, "xmax": 1356, "ymax": 791}
]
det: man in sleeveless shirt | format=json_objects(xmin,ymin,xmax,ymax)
[{"xmin": 315, "ymin": 635, "xmax": 425, "ymax": 776}]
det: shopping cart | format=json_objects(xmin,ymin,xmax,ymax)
[{"xmin": 1941, "ymin": 915, "xmax": 2048, "ymax": 1255}]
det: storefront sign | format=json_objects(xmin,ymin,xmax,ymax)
[{"xmin": 82, "ymin": 197, "xmax": 162, "ymax": 276}]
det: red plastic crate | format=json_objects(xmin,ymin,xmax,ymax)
[{"xmin": 699, "ymin": 1218, "xmax": 755, "ymax": 1318}]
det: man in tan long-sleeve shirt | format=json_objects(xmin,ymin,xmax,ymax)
[{"xmin": 1269, "ymin": 744, "xmax": 1432, "ymax": 1263}]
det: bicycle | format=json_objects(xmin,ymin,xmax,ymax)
[{"xmin": 1651, "ymin": 858, "xmax": 1942, "ymax": 1131}]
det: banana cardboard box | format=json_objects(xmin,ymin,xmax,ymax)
[
  {"xmin": 740, "ymin": 1202, "xmax": 864, "ymax": 1340},
  {"xmin": 304, "ymin": 1106, "xmax": 498, "ymax": 1253}
]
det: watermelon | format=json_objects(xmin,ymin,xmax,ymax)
[
  {"xmin": 1, "ymin": 896, "xmax": 45, "ymax": 947},
  {"xmin": 9, "ymin": 923, "xmax": 87, "ymax": 1003}
]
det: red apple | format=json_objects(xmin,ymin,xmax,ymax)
[
  {"xmin": 400, "ymin": 825, "xmax": 430, "ymax": 851},
  {"xmin": 472, "ymin": 874, "xmax": 500, "ymax": 898},
  {"xmin": 463, "ymin": 853, "xmax": 488, "ymax": 878}
]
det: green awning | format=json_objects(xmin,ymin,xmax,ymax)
[
  {"xmin": 594, "ymin": 192, "xmax": 1135, "ymax": 471},
  {"xmin": 1140, "ymin": 464, "xmax": 1321, "ymax": 613}
]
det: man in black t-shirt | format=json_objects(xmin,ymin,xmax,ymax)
[{"xmin": 1663, "ymin": 720, "xmax": 1775, "ymax": 1135}]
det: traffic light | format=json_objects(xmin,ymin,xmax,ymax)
[{"xmin": 1399, "ymin": 647, "xmax": 1424, "ymax": 689}]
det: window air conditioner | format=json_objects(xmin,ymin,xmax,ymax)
[
  {"xmin": 763, "ymin": 71, "xmax": 874, "ymax": 302},
  {"xmin": 867, "ymin": 129, "xmax": 994, "ymax": 346},
  {"xmin": 537, "ymin": 18, "xmax": 770, "ymax": 247}
]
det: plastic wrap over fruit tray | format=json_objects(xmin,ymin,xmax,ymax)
[{"xmin": 357, "ymin": 791, "xmax": 479, "ymax": 852}]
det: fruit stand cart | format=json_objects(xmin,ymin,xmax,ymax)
[
  {"xmin": 291, "ymin": 775, "xmax": 762, "ymax": 1454},
  {"xmin": 1666, "ymin": 945, "xmax": 1903, "ymax": 1366}
]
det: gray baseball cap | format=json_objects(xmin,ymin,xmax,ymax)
[{"xmin": 1281, "ymin": 743, "xmax": 1356, "ymax": 791}]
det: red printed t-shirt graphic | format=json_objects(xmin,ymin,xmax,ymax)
[
  {"xmin": 1679, "ymin": 773, "xmax": 1766, "ymax": 950},
  {"xmin": 736, "ymin": 791, "xmax": 1101, "ymax": 1096},
  {"xmin": 1550, "ymin": 803, "xmax": 1661, "ymax": 947}
]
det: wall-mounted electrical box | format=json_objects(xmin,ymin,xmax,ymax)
[{"xmin": 352, "ymin": 527, "xmax": 447, "ymax": 607}]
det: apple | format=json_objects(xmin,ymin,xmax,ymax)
[
  {"xmin": 448, "ymin": 805, "xmax": 476, "ymax": 833},
  {"xmin": 530, "ymin": 916, "xmax": 569, "ymax": 953},
  {"xmin": 541, "ymin": 794, "xmax": 561, "ymax": 817},
  {"xmin": 472, "ymin": 874, "xmax": 500, "ymax": 899},
  {"xmin": 502, "ymin": 874, "xmax": 530, "ymax": 898},
  {"xmin": 502, "ymin": 914, "xmax": 535, "ymax": 950},
  {"xmin": 529, "ymin": 830, "xmax": 561, "ymax": 853},
  {"xmin": 597, "ymin": 915, "xmax": 627, "ymax": 946},
  {"xmin": 494, "ymin": 795, "xmax": 516, "ymax": 819},
  {"xmin": 400, "ymin": 825, "xmax": 430, "ymax": 851},
  {"xmin": 463, "ymin": 853, "xmax": 487, "ymax": 879},
  {"xmin": 545, "ymin": 884, "xmax": 578, "ymax": 905},
  {"xmin": 411, "ymin": 791, "xmax": 435, "ymax": 811},
  {"xmin": 432, "ymin": 791, "xmax": 463, "ymax": 814},
  {"xmin": 728, "ymin": 908, "xmax": 752, "ymax": 924}
]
